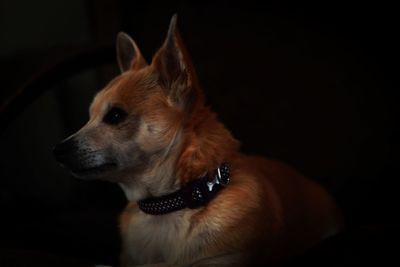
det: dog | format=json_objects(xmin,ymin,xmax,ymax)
[{"xmin": 53, "ymin": 15, "xmax": 343, "ymax": 267}]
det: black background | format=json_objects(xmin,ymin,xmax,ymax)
[{"xmin": 0, "ymin": 1, "xmax": 399, "ymax": 266}]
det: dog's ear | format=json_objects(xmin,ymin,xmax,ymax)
[
  {"xmin": 116, "ymin": 32, "xmax": 148, "ymax": 73},
  {"xmin": 152, "ymin": 15, "xmax": 199, "ymax": 109}
]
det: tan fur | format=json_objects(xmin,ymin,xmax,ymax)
[
  {"xmin": 119, "ymin": 149, "xmax": 342, "ymax": 267},
  {"xmin": 69, "ymin": 16, "xmax": 343, "ymax": 267}
]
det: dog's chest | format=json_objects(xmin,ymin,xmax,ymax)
[{"xmin": 122, "ymin": 208, "xmax": 194, "ymax": 264}]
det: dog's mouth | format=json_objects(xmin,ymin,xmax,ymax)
[{"xmin": 70, "ymin": 162, "xmax": 118, "ymax": 178}]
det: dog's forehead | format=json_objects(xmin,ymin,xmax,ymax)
[{"xmin": 90, "ymin": 70, "xmax": 159, "ymax": 115}]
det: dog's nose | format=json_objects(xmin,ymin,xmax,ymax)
[{"xmin": 53, "ymin": 137, "xmax": 79, "ymax": 162}]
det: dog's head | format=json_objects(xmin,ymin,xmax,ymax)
[{"xmin": 53, "ymin": 16, "xmax": 206, "ymax": 197}]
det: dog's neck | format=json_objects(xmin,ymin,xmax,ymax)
[
  {"xmin": 176, "ymin": 106, "xmax": 240, "ymax": 184},
  {"xmin": 120, "ymin": 106, "xmax": 240, "ymax": 202}
]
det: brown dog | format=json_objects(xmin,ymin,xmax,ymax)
[{"xmin": 54, "ymin": 15, "xmax": 343, "ymax": 267}]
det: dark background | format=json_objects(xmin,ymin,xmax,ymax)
[{"xmin": 0, "ymin": 1, "xmax": 398, "ymax": 266}]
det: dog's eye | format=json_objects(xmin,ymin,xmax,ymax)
[{"xmin": 103, "ymin": 107, "xmax": 128, "ymax": 125}]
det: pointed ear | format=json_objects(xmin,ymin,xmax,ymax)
[
  {"xmin": 116, "ymin": 32, "xmax": 148, "ymax": 73},
  {"xmin": 152, "ymin": 15, "xmax": 198, "ymax": 108}
]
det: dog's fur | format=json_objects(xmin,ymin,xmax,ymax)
[{"xmin": 54, "ymin": 16, "xmax": 343, "ymax": 267}]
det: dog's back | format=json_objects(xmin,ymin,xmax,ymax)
[{"xmin": 234, "ymin": 156, "xmax": 343, "ymax": 261}]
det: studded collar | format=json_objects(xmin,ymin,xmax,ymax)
[{"xmin": 138, "ymin": 163, "xmax": 230, "ymax": 215}]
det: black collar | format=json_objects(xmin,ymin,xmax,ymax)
[{"xmin": 138, "ymin": 163, "xmax": 230, "ymax": 215}]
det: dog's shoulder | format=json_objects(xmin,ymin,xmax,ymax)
[{"xmin": 186, "ymin": 155, "xmax": 287, "ymax": 251}]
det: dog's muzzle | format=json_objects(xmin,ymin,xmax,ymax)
[{"xmin": 53, "ymin": 137, "xmax": 117, "ymax": 179}]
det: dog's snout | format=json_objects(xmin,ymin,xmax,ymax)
[{"xmin": 53, "ymin": 137, "xmax": 79, "ymax": 162}]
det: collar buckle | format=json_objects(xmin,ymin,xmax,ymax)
[{"xmin": 206, "ymin": 163, "xmax": 230, "ymax": 192}]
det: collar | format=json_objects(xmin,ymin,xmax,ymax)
[{"xmin": 138, "ymin": 163, "xmax": 230, "ymax": 215}]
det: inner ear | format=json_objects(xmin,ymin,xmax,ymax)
[
  {"xmin": 151, "ymin": 15, "xmax": 198, "ymax": 108},
  {"xmin": 116, "ymin": 32, "xmax": 148, "ymax": 73}
]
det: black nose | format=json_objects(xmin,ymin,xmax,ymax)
[{"xmin": 53, "ymin": 137, "xmax": 79, "ymax": 162}]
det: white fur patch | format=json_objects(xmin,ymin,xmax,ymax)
[{"xmin": 121, "ymin": 208, "xmax": 204, "ymax": 266}]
